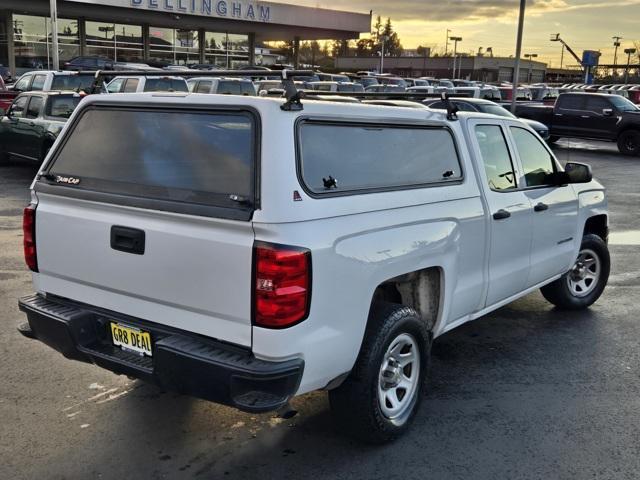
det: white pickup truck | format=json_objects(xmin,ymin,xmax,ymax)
[{"xmin": 18, "ymin": 88, "xmax": 609, "ymax": 443}]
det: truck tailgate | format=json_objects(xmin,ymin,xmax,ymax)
[{"xmin": 34, "ymin": 193, "xmax": 255, "ymax": 347}]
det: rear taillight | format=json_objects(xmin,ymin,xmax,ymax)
[
  {"xmin": 23, "ymin": 204, "xmax": 38, "ymax": 272},
  {"xmin": 254, "ymin": 242, "xmax": 311, "ymax": 329}
]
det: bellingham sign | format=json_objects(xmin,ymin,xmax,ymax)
[{"xmin": 130, "ymin": 0, "xmax": 271, "ymax": 22}]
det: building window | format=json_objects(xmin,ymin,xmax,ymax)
[
  {"xmin": 204, "ymin": 32, "xmax": 248, "ymax": 68},
  {"xmin": 12, "ymin": 14, "xmax": 79, "ymax": 72},
  {"xmin": 85, "ymin": 22, "xmax": 143, "ymax": 63},
  {"xmin": 148, "ymin": 28, "xmax": 199, "ymax": 66}
]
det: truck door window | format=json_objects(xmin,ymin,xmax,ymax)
[
  {"xmin": 123, "ymin": 78, "xmax": 140, "ymax": 93},
  {"xmin": 475, "ymin": 125, "xmax": 517, "ymax": 191},
  {"xmin": 31, "ymin": 75, "xmax": 47, "ymax": 91},
  {"xmin": 13, "ymin": 75, "xmax": 32, "ymax": 92},
  {"xmin": 510, "ymin": 127, "xmax": 555, "ymax": 187},
  {"xmin": 107, "ymin": 79, "xmax": 124, "ymax": 93},
  {"xmin": 196, "ymin": 81, "xmax": 212, "ymax": 93},
  {"xmin": 557, "ymin": 95, "xmax": 585, "ymax": 111},
  {"xmin": 584, "ymin": 96, "xmax": 611, "ymax": 114},
  {"xmin": 26, "ymin": 96, "xmax": 44, "ymax": 119},
  {"xmin": 9, "ymin": 96, "xmax": 28, "ymax": 118}
]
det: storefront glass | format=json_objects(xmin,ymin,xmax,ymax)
[
  {"xmin": 204, "ymin": 32, "xmax": 249, "ymax": 68},
  {"xmin": 13, "ymin": 14, "xmax": 79, "ymax": 72},
  {"xmin": 86, "ymin": 22, "xmax": 143, "ymax": 63}
]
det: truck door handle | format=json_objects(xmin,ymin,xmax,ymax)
[
  {"xmin": 580, "ymin": 115, "xmax": 590, "ymax": 119},
  {"xmin": 492, "ymin": 209, "xmax": 511, "ymax": 220},
  {"xmin": 534, "ymin": 202, "xmax": 549, "ymax": 212},
  {"xmin": 110, "ymin": 226, "xmax": 145, "ymax": 255}
]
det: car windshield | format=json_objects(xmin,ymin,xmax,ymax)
[
  {"xmin": 51, "ymin": 75, "xmax": 95, "ymax": 92},
  {"xmin": 478, "ymin": 104, "xmax": 516, "ymax": 119},
  {"xmin": 610, "ymin": 96, "xmax": 639, "ymax": 112}
]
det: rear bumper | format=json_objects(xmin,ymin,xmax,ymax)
[{"xmin": 18, "ymin": 293, "xmax": 303, "ymax": 413}]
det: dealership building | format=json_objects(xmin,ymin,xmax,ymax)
[{"xmin": 0, "ymin": 0, "xmax": 370, "ymax": 75}]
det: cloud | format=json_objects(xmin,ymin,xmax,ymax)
[{"xmin": 289, "ymin": 0, "xmax": 640, "ymax": 23}]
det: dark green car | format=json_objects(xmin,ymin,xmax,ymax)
[{"xmin": 0, "ymin": 91, "xmax": 82, "ymax": 164}]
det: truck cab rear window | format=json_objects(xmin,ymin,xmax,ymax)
[
  {"xmin": 47, "ymin": 108, "xmax": 255, "ymax": 210},
  {"xmin": 298, "ymin": 121, "xmax": 461, "ymax": 195}
]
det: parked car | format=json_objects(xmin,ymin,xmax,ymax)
[
  {"xmin": 307, "ymin": 81, "xmax": 365, "ymax": 93},
  {"xmin": 106, "ymin": 76, "xmax": 188, "ymax": 93},
  {"xmin": 11, "ymin": 71, "xmax": 96, "ymax": 93},
  {"xmin": 406, "ymin": 86, "xmax": 436, "ymax": 94},
  {"xmin": 375, "ymin": 76, "xmax": 408, "ymax": 88},
  {"xmin": 187, "ymin": 77, "xmax": 257, "ymax": 96},
  {"xmin": 425, "ymin": 97, "xmax": 550, "ymax": 140},
  {"xmin": 0, "ymin": 91, "xmax": 82, "ymax": 164},
  {"xmin": 404, "ymin": 78, "xmax": 432, "ymax": 87},
  {"xmin": 18, "ymin": 89, "xmax": 608, "ymax": 444},
  {"xmin": 315, "ymin": 73, "xmax": 351, "ymax": 83},
  {"xmin": 516, "ymin": 92, "xmax": 640, "ymax": 155},
  {"xmin": 63, "ymin": 56, "xmax": 115, "ymax": 71},
  {"xmin": 365, "ymin": 84, "xmax": 406, "ymax": 93}
]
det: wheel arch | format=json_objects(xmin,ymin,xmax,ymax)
[{"xmin": 369, "ymin": 266, "xmax": 443, "ymax": 335}]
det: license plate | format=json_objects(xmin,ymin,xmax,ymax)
[{"xmin": 110, "ymin": 322, "xmax": 152, "ymax": 357}]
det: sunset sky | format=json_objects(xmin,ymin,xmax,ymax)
[{"xmin": 281, "ymin": 0, "xmax": 640, "ymax": 67}]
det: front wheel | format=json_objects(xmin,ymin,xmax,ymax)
[
  {"xmin": 617, "ymin": 130, "xmax": 640, "ymax": 156},
  {"xmin": 329, "ymin": 302, "xmax": 430, "ymax": 444},
  {"xmin": 540, "ymin": 234, "xmax": 610, "ymax": 310}
]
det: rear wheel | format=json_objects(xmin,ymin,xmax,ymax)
[
  {"xmin": 540, "ymin": 234, "xmax": 610, "ymax": 310},
  {"xmin": 617, "ymin": 130, "xmax": 640, "ymax": 156},
  {"xmin": 329, "ymin": 302, "xmax": 430, "ymax": 444}
]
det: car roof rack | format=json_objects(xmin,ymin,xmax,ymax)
[{"xmin": 83, "ymin": 68, "xmax": 314, "ymax": 109}]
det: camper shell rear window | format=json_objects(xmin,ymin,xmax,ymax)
[{"xmin": 39, "ymin": 105, "xmax": 259, "ymax": 220}]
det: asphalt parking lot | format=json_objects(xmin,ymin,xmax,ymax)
[{"xmin": 1, "ymin": 139, "xmax": 639, "ymax": 480}]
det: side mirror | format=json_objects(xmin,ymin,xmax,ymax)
[
  {"xmin": 565, "ymin": 162, "xmax": 593, "ymax": 183},
  {"xmin": 602, "ymin": 108, "xmax": 614, "ymax": 116}
]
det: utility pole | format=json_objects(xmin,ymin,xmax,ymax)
[
  {"xmin": 511, "ymin": 0, "xmax": 526, "ymax": 113},
  {"xmin": 560, "ymin": 43, "xmax": 565, "ymax": 69},
  {"xmin": 445, "ymin": 29, "xmax": 451, "ymax": 56},
  {"xmin": 612, "ymin": 36, "xmax": 622, "ymax": 78},
  {"xmin": 449, "ymin": 36, "xmax": 462, "ymax": 78},
  {"xmin": 624, "ymin": 48, "xmax": 637, "ymax": 83},
  {"xmin": 50, "ymin": 0, "xmax": 60, "ymax": 70},
  {"xmin": 380, "ymin": 35, "xmax": 389, "ymax": 74},
  {"xmin": 524, "ymin": 53, "xmax": 537, "ymax": 83}
]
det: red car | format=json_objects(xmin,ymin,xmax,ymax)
[{"xmin": 0, "ymin": 77, "xmax": 19, "ymax": 112}]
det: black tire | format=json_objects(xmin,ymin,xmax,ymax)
[
  {"xmin": 617, "ymin": 130, "xmax": 640, "ymax": 156},
  {"xmin": 0, "ymin": 147, "xmax": 8, "ymax": 165},
  {"xmin": 329, "ymin": 302, "xmax": 431, "ymax": 444},
  {"xmin": 548, "ymin": 135, "xmax": 560, "ymax": 144},
  {"xmin": 540, "ymin": 234, "xmax": 610, "ymax": 310}
]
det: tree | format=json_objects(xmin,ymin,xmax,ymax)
[
  {"xmin": 381, "ymin": 18, "xmax": 403, "ymax": 57},
  {"xmin": 331, "ymin": 39, "xmax": 350, "ymax": 57}
]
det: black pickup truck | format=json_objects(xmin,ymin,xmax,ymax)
[{"xmin": 516, "ymin": 93, "xmax": 640, "ymax": 156}]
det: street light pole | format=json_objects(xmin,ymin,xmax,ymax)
[
  {"xmin": 624, "ymin": 48, "xmax": 637, "ymax": 84},
  {"xmin": 449, "ymin": 36, "xmax": 462, "ymax": 78},
  {"xmin": 524, "ymin": 53, "xmax": 537, "ymax": 83},
  {"xmin": 380, "ymin": 35, "xmax": 388, "ymax": 74},
  {"xmin": 511, "ymin": 0, "xmax": 526, "ymax": 113},
  {"xmin": 612, "ymin": 36, "xmax": 622, "ymax": 78},
  {"xmin": 445, "ymin": 29, "xmax": 451, "ymax": 56},
  {"xmin": 50, "ymin": 0, "xmax": 60, "ymax": 70}
]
